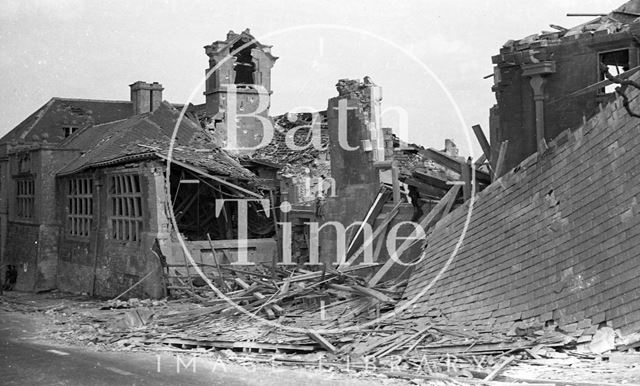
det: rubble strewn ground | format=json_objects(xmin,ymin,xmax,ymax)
[{"xmin": 2, "ymin": 285, "xmax": 640, "ymax": 386}]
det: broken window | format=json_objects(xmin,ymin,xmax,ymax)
[
  {"xmin": 232, "ymin": 39, "xmax": 256, "ymax": 85},
  {"xmin": 62, "ymin": 126, "xmax": 78, "ymax": 138},
  {"xmin": 108, "ymin": 174, "xmax": 143, "ymax": 242},
  {"xmin": 15, "ymin": 177, "xmax": 35, "ymax": 219},
  {"xmin": 67, "ymin": 177, "xmax": 93, "ymax": 237},
  {"xmin": 600, "ymin": 49, "xmax": 630, "ymax": 94}
]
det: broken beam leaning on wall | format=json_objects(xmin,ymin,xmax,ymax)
[
  {"xmin": 474, "ymin": 154, "xmax": 487, "ymax": 167},
  {"xmin": 461, "ymin": 157, "xmax": 472, "ymax": 201},
  {"xmin": 493, "ymin": 140, "xmax": 509, "ymax": 180},
  {"xmin": 337, "ymin": 199, "xmax": 404, "ymax": 271},
  {"xmin": 471, "ymin": 124, "xmax": 493, "ymax": 173},
  {"xmin": 345, "ymin": 188, "xmax": 390, "ymax": 259},
  {"xmin": 417, "ymin": 148, "xmax": 491, "ymax": 185},
  {"xmin": 549, "ymin": 64, "xmax": 640, "ymax": 104},
  {"xmin": 367, "ymin": 184, "xmax": 461, "ymax": 287},
  {"xmin": 155, "ymin": 153, "xmax": 262, "ymax": 199}
]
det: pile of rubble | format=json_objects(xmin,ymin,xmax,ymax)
[{"xmin": 3, "ymin": 269, "xmax": 640, "ymax": 385}]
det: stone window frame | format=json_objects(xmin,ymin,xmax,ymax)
[
  {"xmin": 67, "ymin": 176, "xmax": 93, "ymax": 238},
  {"xmin": 107, "ymin": 173, "xmax": 143, "ymax": 243},
  {"xmin": 15, "ymin": 177, "xmax": 35, "ymax": 219}
]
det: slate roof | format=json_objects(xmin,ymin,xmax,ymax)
[
  {"xmin": 57, "ymin": 101, "xmax": 258, "ymax": 184},
  {"xmin": 1, "ymin": 98, "xmax": 133, "ymax": 144}
]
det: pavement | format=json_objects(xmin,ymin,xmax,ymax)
[{"xmin": 0, "ymin": 307, "xmax": 388, "ymax": 386}]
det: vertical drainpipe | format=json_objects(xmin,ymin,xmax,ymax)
[
  {"xmin": 522, "ymin": 61, "xmax": 556, "ymax": 154},
  {"xmin": 90, "ymin": 173, "xmax": 103, "ymax": 297}
]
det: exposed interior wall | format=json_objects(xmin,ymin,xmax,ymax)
[
  {"xmin": 317, "ymin": 82, "xmax": 383, "ymax": 265},
  {"xmin": 404, "ymin": 83, "xmax": 640, "ymax": 334},
  {"xmin": 490, "ymin": 27, "xmax": 640, "ymax": 173}
]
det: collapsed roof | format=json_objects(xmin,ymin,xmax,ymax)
[{"xmin": 57, "ymin": 101, "xmax": 259, "ymax": 188}]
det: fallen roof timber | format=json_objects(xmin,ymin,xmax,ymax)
[
  {"xmin": 418, "ymin": 148, "xmax": 491, "ymax": 184},
  {"xmin": 155, "ymin": 153, "xmax": 262, "ymax": 198}
]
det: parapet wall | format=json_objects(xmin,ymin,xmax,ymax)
[{"xmin": 403, "ymin": 81, "xmax": 640, "ymax": 334}]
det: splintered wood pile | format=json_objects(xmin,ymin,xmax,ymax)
[{"xmin": 109, "ymin": 263, "xmax": 416, "ymax": 354}]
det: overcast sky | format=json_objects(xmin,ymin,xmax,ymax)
[{"xmin": 0, "ymin": 0, "xmax": 624, "ymax": 157}]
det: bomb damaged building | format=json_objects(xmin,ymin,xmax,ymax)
[{"xmin": 2, "ymin": 2, "xmax": 640, "ymax": 378}]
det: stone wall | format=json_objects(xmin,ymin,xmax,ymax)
[{"xmin": 57, "ymin": 162, "xmax": 165, "ymax": 298}]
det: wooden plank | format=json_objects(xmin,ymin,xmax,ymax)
[
  {"xmin": 412, "ymin": 170, "xmax": 450, "ymax": 190},
  {"xmin": 472, "ymin": 124, "xmax": 492, "ymax": 165},
  {"xmin": 404, "ymin": 178, "xmax": 448, "ymax": 198},
  {"xmin": 367, "ymin": 185, "xmax": 461, "ymax": 287},
  {"xmin": 391, "ymin": 165, "xmax": 401, "ymax": 203},
  {"xmin": 442, "ymin": 185, "xmax": 459, "ymax": 216},
  {"xmin": 418, "ymin": 148, "xmax": 491, "ymax": 184},
  {"xmin": 351, "ymin": 284, "xmax": 395, "ymax": 303},
  {"xmin": 484, "ymin": 356, "xmax": 516, "ymax": 382},
  {"xmin": 206, "ymin": 233, "xmax": 229, "ymax": 292},
  {"xmin": 550, "ymin": 64, "xmax": 640, "ymax": 103},
  {"xmin": 493, "ymin": 140, "xmax": 509, "ymax": 179},
  {"xmin": 234, "ymin": 278, "xmax": 284, "ymax": 314},
  {"xmin": 474, "ymin": 153, "xmax": 487, "ymax": 167},
  {"xmin": 306, "ymin": 331, "xmax": 337, "ymax": 354},
  {"xmin": 461, "ymin": 157, "xmax": 472, "ymax": 201},
  {"xmin": 155, "ymin": 153, "xmax": 262, "ymax": 198},
  {"xmin": 345, "ymin": 189, "xmax": 389, "ymax": 258},
  {"xmin": 337, "ymin": 201, "xmax": 403, "ymax": 270}
]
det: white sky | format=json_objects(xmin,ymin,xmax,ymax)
[{"xmin": 0, "ymin": 0, "xmax": 624, "ymax": 157}]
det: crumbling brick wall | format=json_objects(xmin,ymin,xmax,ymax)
[{"xmin": 404, "ymin": 81, "xmax": 640, "ymax": 334}]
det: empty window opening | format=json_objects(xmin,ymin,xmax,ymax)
[
  {"xmin": 108, "ymin": 174, "xmax": 143, "ymax": 242},
  {"xmin": 62, "ymin": 126, "xmax": 78, "ymax": 138},
  {"xmin": 67, "ymin": 177, "xmax": 93, "ymax": 237},
  {"xmin": 169, "ymin": 166, "xmax": 274, "ymax": 241},
  {"xmin": 600, "ymin": 49, "xmax": 630, "ymax": 94},
  {"xmin": 232, "ymin": 39, "xmax": 256, "ymax": 85},
  {"xmin": 16, "ymin": 178, "xmax": 35, "ymax": 219}
]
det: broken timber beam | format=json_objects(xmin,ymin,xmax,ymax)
[
  {"xmin": 155, "ymin": 153, "xmax": 262, "ymax": 198},
  {"xmin": 338, "ymin": 200, "xmax": 403, "ymax": 270},
  {"xmin": 493, "ymin": 140, "xmax": 509, "ymax": 179},
  {"xmin": 461, "ymin": 157, "xmax": 472, "ymax": 201},
  {"xmin": 345, "ymin": 188, "xmax": 389, "ymax": 258},
  {"xmin": 367, "ymin": 184, "xmax": 461, "ymax": 287},
  {"xmin": 551, "ymin": 64, "xmax": 640, "ymax": 103},
  {"xmin": 391, "ymin": 164, "xmax": 401, "ymax": 203},
  {"xmin": 418, "ymin": 148, "xmax": 491, "ymax": 184},
  {"xmin": 234, "ymin": 278, "xmax": 284, "ymax": 315},
  {"xmin": 306, "ymin": 331, "xmax": 337, "ymax": 354},
  {"xmin": 472, "ymin": 124, "xmax": 492, "ymax": 167}
]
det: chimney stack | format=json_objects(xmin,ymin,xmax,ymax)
[{"xmin": 129, "ymin": 81, "xmax": 163, "ymax": 115}]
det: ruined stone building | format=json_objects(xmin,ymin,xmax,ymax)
[
  {"xmin": 0, "ymin": 28, "xmax": 472, "ymax": 297},
  {"xmin": 404, "ymin": 0, "xmax": 640, "ymax": 336},
  {"xmin": 490, "ymin": 0, "xmax": 640, "ymax": 174}
]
